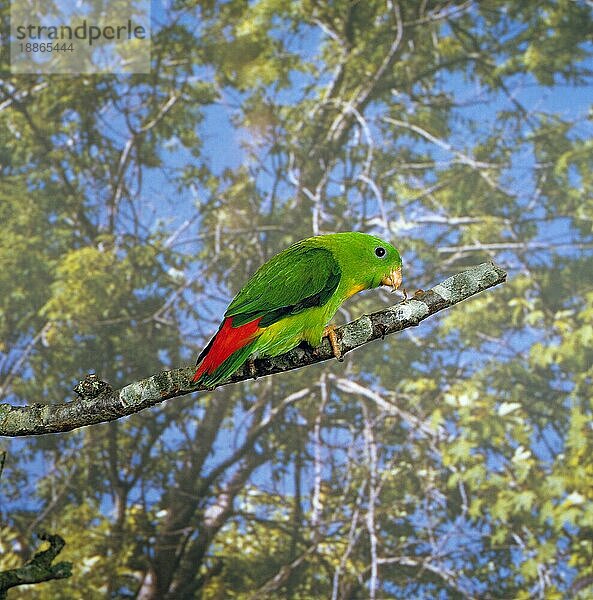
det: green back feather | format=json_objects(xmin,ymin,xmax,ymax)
[{"xmin": 226, "ymin": 245, "xmax": 342, "ymax": 326}]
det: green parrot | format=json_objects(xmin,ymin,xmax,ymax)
[{"xmin": 193, "ymin": 232, "xmax": 403, "ymax": 386}]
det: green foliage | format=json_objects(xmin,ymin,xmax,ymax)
[{"xmin": 2, "ymin": 0, "xmax": 593, "ymax": 598}]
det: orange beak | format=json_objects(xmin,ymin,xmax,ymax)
[{"xmin": 381, "ymin": 266, "xmax": 403, "ymax": 291}]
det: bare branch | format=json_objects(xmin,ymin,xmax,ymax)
[
  {"xmin": 438, "ymin": 241, "xmax": 593, "ymax": 254},
  {"xmin": 383, "ymin": 116, "xmax": 501, "ymax": 170},
  {"xmin": 0, "ymin": 263, "xmax": 506, "ymax": 437}
]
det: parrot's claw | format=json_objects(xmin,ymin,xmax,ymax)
[
  {"xmin": 323, "ymin": 325, "xmax": 343, "ymax": 362},
  {"xmin": 247, "ymin": 358, "xmax": 257, "ymax": 380}
]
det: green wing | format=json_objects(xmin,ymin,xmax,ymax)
[{"xmin": 226, "ymin": 244, "xmax": 342, "ymax": 327}]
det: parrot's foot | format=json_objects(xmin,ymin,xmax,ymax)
[
  {"xmin": 323, "ymin": 325, "xmax": 343, "ymax": 362},
  {"xmin": 247, "ymin": 358, "xmax": 257, "ymax": 380}
]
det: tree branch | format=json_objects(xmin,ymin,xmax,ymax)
[
  {"xmin": 0, "ymin": 263, "xmax": 506, "ymax": 437},
  {"xmin": 0, "ymin": 532, "xmax": 72, "ymax": 600}
]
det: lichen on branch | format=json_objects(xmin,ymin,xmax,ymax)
[
  {"xmin": 0, "ymin": 262, "xmax": 506, "ymax": 437},
  {"xmin": 0, "ymin": 532, "xmax": 72, "ymax": 600}
]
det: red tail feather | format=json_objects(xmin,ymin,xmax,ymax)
[{"xmin": 193, "ymin": 317, "xmax": 261, "ymax": 382}]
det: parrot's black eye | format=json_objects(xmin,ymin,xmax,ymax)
[{"xmin": 375, "ymin": 246, "xmax": 386, "ymax": 258}]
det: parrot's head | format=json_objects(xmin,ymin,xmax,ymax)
[
  {"xmin": 327, "ymin": 232, "xmax": 403, "ymax": 294},
  {"xmin": 363, "ymin": 234, "xmax": 403, "ymax": 292}
]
